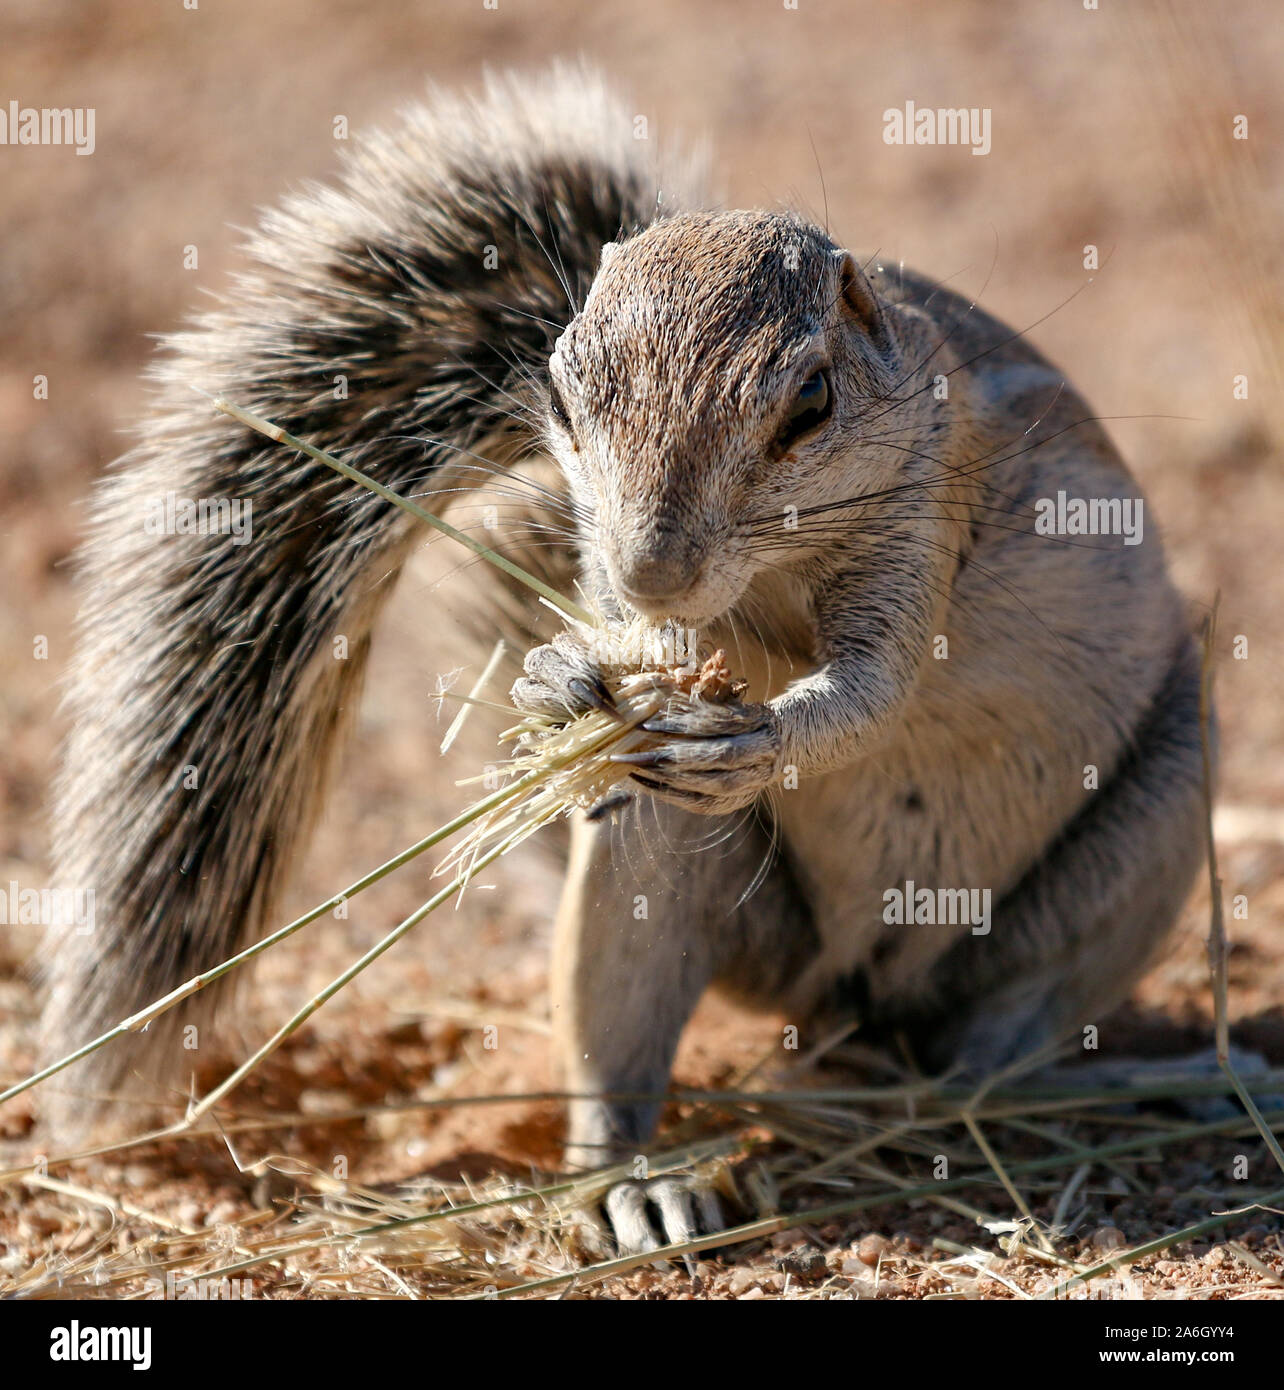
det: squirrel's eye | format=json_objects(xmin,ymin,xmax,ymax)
[
  {"xmin": 775, "ymin": 370, "xmax": 832, "ymax": 451},
  {"xmin": 548, "ymin": 379, "xmax": 571, "ymax": 430}
]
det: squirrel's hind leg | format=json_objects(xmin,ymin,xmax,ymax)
[
  {"xmin": 902, "ymin": 637, "xmax": 1207, "ymax": 1080},
  {"xmin": 553, "ymin": 797, "xmax": 818, "ymax": 1255}
]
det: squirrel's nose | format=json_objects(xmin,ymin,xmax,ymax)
[{"xmin": 612, "ymin": 545, "xmax": 702, "ymax": 605}]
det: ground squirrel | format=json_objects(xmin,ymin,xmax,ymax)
[{"xmin": 44, "ymin": 66, "xmax": 1206, "ymax": 1250}]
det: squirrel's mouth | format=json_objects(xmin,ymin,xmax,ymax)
[
  {"xmin": 614, "ymin": 572, "xmax": 745, "ymax": 630},
  {"xmin": 619, "ymin": 594, "xmax": 706, "ymax": 626}
]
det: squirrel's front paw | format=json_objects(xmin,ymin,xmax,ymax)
[
  {"xmin": 510, "ymin": 632, "xmax": 616, "ymax": 724},
  {"xmin": 609, "ymin": 701, "xmax": 782, "ymax": 815}
]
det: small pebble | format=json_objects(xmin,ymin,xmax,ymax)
[
  {"xmin": 780, "ymin": 1250, "xmax": 827, "ymax": 1281},
  {"xmin": 19, "ymin": 1211, "xmax": 62, "ymax": 1238},
  {"xmin": 383, "ymin": 1020, "xmax": 425, "ymax": 1046},
  {"xmin": 856, "ymin": 1233, "xmax": 889, "ymax": 1266},
  {"xmin": 174, "ymin": 1200, "xmax": 201, "ymax": 1229},
  {"xmin": 1090, "ymin": 1226, "xmax": 1126, "ymax": 1252},
  {"xmin": 204, "ymin": 1200, "xmax": 238, "ymax": 1227},
  {"xmin": 298, "ymin": 1088, "xmax": 347, "ymax": 1115}
]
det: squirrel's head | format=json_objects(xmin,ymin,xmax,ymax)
[{"xmin": 545, "ymin": 210, "xmax": 906, "ymax": 626}]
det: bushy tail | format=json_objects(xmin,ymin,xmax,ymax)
[{"xmin": 44, "ymin": 65, "xmax": 703, "ymax": 1127}]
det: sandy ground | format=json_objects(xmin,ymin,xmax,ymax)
[{"xmin": 1, "ymin": 0, "xmax": 1283, "ymax": 1299}]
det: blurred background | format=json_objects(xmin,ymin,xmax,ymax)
[{"xmin": 1, "ymin": 0, "xmax": 1282, "ymax": 1174}]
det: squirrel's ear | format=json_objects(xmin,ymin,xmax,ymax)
[
  {"xmin": 598, "ymin": 240, "xmax": 620, "ymax": 269},
  {"xmin": 835, "ymin": 250, "xmax": 890, "ymax": 350}
]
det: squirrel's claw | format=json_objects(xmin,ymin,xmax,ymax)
[
  {"xmin": 585, "ymin": 786, "xmax": 635, "ymax": 821},
  {"xmin": 641, "ymin": 706, "xmax": 771, "ymax": 739},
  {"xmin": 603, "ymin": 1176, "xmax": 726, "ymax": 1269},
  {"xmin": 607, "ymin": 747, "xmax": 672, "ymax": 768},
  {"xmin": 615, "ymin": 704, "xmax": 783, "ymax": 815},
  {"xmin": 511, "ymin": 633, "xmax": 616, "ymax": 723},
  {"xmin": 568, "ymin": 675, "xmax": 620, "ymax": 718}
]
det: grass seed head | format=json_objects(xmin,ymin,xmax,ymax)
[{"xmin": 437, "ymin": 626, "xmax": 751, "ymax": 877}]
